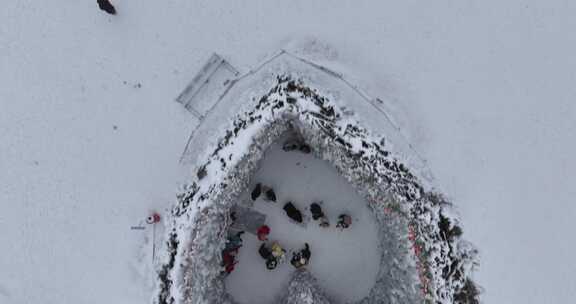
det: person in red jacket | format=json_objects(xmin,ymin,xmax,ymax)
[
  {"xmin": 225, "ymin": 261, "xmax": 237, "ymax": 274},
  {"xmin": 222, "ymin": 249, "xmax": 238, "ymax": 274},
  {"xmin": 257, "ymin": 225, "xmax": 270, "ymax": 241}
]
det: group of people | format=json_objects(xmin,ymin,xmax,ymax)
[
  {"xmin": 255, "ymin": 223, "xmax": 311, "ymax": 271},
  {"xmin": 221, "ymin": 224, "xmax": 312, "ymax": 274},
  {"xmin": 221, "ymin": 138, "xmax": 353, "ymax": 275},
  {"xmin": 221, "ymin": 231, "xmax": 244, "ymax": 274},
  {"xmin": 253, "ymin": 183, "xmax": 353, "ymax": 229},
  {"xmin": 248, "ymin": 183, "xmax": 353, "ymax": 272}
]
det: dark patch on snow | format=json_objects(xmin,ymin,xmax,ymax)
[
  {"xmin": 454, "ymin": 279, "xmax": 480, "ymax": 304},
  {"xmin": 197, "ymin": 165, "xmax": 207, "ymax": 180},
  {"xmin": 157, "ymin": 232, "xmax": 178, "ymax": 304}
]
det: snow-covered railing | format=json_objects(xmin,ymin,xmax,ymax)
[{"xmin": 176, "ymin": 53, "xmax": 239, "ymax": 119}]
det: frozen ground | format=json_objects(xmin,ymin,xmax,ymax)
[
  {"xmin": 225, "ymin": 140, "xmax": 380, "ymax": 304},
  {"xmin": 2, "ymin": 1, "xmax": 576, "ymax": 303}
]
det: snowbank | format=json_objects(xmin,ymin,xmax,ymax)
[
  {"xmin": 283, "ymin": 270, "xmax": 331, "ymax": 304},
  {"xmin": 156, "ymin": 70, "xmax": 478, "ymax": 303}
]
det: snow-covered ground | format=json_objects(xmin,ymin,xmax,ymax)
[
  {"xmin": 2, "ymin": 1, "xmax": 576, "ymax": 303},
  {"xmin": 225, "ymin": 140, "xmax": 380, "ymax": 304}
]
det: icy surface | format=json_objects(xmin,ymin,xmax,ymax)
[{"xmin": 225, "ymin": 141, "xmax": 380, "ymax": 304}]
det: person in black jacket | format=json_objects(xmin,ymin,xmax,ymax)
[
  {"xmin": 258, "ymin": 243, "xmax": 278, "ymax": 270},
  {"xmin": 291, "ymin": 243, "xmax": 311, "ymax": 269},
  {"xmin": 251, "ymin": 183, "xmax": 277, "ymax": 202},
  {"xmin": 336, "ymin": 214, "xmax": 352, "ymax": 229},
  {"xmin": 283, "ymin": 202, "xmax": 303, "ymax": 223},
  {"xmin": 97, "ymin": 0, "xmax": 116, "ymax": 15},
  {"xmin": 310, "ymin": 202, "xmax": 329, "ymax": 227}
]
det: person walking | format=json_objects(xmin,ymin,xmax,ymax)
[{"xmin": 97, "ymin": 0, "xmax": 116, "ymax": 15}]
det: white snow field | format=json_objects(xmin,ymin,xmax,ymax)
[
  {"xmin": 2, "ymin": 1, "xmax": 576, "ymax": 304},
  {"xmin": 225, "ymin": 140, "xmax": 380, "ymax": 304}
]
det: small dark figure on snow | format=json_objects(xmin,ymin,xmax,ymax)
[
  {"xmin": 258, "ymin": 243, "xmax": 278, "ymax": 270},
  {"xmin": 251, "ymin": 183, "xmax": 262, "ymax": 201},
  {"xmin": 310, "ymin": 203, "xmax": 324, "ymax": 220},
  {"xmin": 283, "ymin": 202, "xmax": 303, "ymax": 223},
  {"xmin": 336, "ymin": 214, "xmax": 352, "ymax": 229},
  {"xmin": 310, "ymin": 202, "xmax": 329, "ymax": 227},
  {"xmin": 252, "ymin": 183, "xmax": 277, "ymax": 202},
  {"xmin": 302, "ymin": 243, "xmax": 311, "ymax": 260},
  {"xmin": 266, "ymin": 258, "xmax": 278, "ymax": 270},
  {"xmin": 291, "ymin": 243, "xmax": 311, "ymax": 269},
  {"xmin": 263, "ymin": 186, "xmax": 277, "ymax": 202},
  {"xmin": 282, "ymin": 138, "xmax": 312, "ymax": 154},
  {"xmin": 97, "ymin": 0, "xmax": 116, "ymax": 15},
  {"xmin": 259, "ymin": 243, "xmax": 272, "ymax": 260},
  {"xmin": 299, "ymin": 143, "xmax": 311, "ymax": 154}
]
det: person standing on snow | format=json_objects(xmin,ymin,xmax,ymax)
[
  {"xmin": 97, "ymin": 0, "xmax": 116, "ymax": 15},
  {"xmin": 257, "ymin": 225, "xmax": 270, "ymax": 241},
  {"xmin": 283, "ymin": 202, "xmax": 303, "ymax": 223},
  {"xmin": 251, "ymin": 183, "xmax": 277, "ymax": 202},
  {"xmin": 301, "ymin": 243, "xmax": 311, "ymax": 261},
  {"xmin": 262, "ymin": 185, "xmax": 277, "ymax": 202},
  {"xmin": 336, "ymin": 214, "xmax": 352, "ymax": 229},
  {"xmin": 222, "ymin": 249, "xmax": 238, "ymax": 275},
  {"xmin": 271, "ymin": 241, "xmax": 286, "ymax": 261},
  {"xmin": 310, "ymin": 202, "xmax": 330, "ymax": 227},
  {"xmin": 258, "ymin": 243, "xmax": 278, "ymax": 270},
  {"xmin": 291, "ymin": 243, "xmax": 311, "ymax": 269},
  {"xmin": 251, "ymin": 183, "xmax": 262, "ymax": 201},
  {"xmin": 259, "ymin": 243, "xmax": 272, "ymax": 260},
  {"xmin": 226, "ymin": 231, "xmax": 244, "ymax": 251}
]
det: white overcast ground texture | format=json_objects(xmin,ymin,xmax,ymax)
[{"xmin": 1, "ymin": 1, "xmax": 576, "ymax": 304}]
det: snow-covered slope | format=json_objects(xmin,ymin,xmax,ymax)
[{"xmin": 2, "ymin": 1, "xmax": 575, "ymax": 304}]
